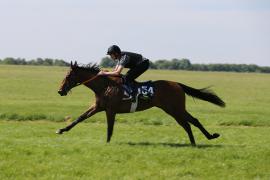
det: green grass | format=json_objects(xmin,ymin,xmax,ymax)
[
  {"xmin": 0, "ymin": 121, "xmax": 269, "ymax": 179},
  {"xmin": 0, "ymin": 65, "xmax": 270, "ymax": 179},
  {"xmin": 1, "ymin": 65, "xmax": 270, "ymax": 127}
]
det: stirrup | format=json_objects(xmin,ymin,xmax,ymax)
[{"xmin": 131, "ymin": 95, "xmax": 136, "ymax": 102}]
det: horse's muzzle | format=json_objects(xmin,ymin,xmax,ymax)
[{"xmin": 58, "ymin": 90, "xmax": 67, "ymax": 96}]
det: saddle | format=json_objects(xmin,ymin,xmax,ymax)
[{"xmin": 122, "ymin": 80, "xmax": 154, "ymax": 101}]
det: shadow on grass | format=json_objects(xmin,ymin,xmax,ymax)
[{"xmin": 118, "ymin": 141, "xmax": 224, "ymax": 148}]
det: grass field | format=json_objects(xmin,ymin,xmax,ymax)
[{"xmin": 0, "ymin": 65, "xmax": 270, "ymax": 179}]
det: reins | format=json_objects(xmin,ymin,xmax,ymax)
[
  {"xmin": 74, "ymin": 73, "xmax": 122, "ymax": 88},
  {"xmin": 75, "ymin": 74, "xmax": 99, "ymax": 87}
]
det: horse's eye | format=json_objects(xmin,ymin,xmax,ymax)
[{"xmin": 67, "ymin": 73, "xmax": 73, "ymax": 79}]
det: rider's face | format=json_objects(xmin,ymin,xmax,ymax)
[{"xmin": 110, "ymin": 53, "xmax": 118, "ymax": 60}]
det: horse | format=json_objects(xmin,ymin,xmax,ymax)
[{"xmin": 57, "ymin": 61, "xmax": 225, "ymax": 146}]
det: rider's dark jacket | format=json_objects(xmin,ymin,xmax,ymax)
[
  {"xmin": 116, "ymin": 52, "xmax": 144, "ymax": 69},
  {"xmin": 116, "ymin": 51, "xmax": 150, "ymax": 83}
]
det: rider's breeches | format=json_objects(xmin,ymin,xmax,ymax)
[{"xmin": 125, "ymin": 59, "xmax": 149, "ymax": 82}]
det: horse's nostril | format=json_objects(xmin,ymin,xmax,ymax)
[
  {"xmin": 58, "ymin": 90, "xmax": 67, "ymax": 96},
  {"xmin": 58, "ymin": 90, "xmax": 63, "ymax": 96}
]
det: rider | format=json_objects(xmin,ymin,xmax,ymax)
[{"xmin": 98, "ymin": 45, "xmax": 150, "ymax": 101}]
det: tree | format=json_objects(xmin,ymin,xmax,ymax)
[
  {"xmin": 43, "ymin": 58, "xmax": 53, "ymax": 66},
  {"xmin": 178, "ymin": 59, "xmax": 191, "ymax": 70},
  {"xmin": 54, "ymin": 59, "xmax": 69, "ymax": 66},
  {"xmin": 149, "ymin": 60, "xmax": 157, "ymax": 69},
  {"xmin": 155, "ymin": 60, "xmax": 171, "ymax": 69},
  {"xmin": 2, "ymin": 57, "xmax": 16, "ymax": 64},
  {"xmin": 0, "ymin": 56, "xmax": 269, "ymax": 73},
  {"xmin": 99, "ymin": 57, "xmax": 116, "ymax": 68},
  {"xmin": 169, "ymin": 59, "xmax": 181, "ymax": 70}
]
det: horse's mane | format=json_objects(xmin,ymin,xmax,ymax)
[
  {"xmin": 75, "ymin": 63, "xmax": 101, "ymax": 74},
  {"xmin": 73, "ymin": 63, "xmax": 121, "ymax": 86}
]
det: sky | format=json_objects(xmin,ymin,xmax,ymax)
[{"xmin": 0, "ymin": 0, "xmax": 269, "ymax": 66}]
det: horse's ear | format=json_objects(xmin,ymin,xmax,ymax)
[
  {"xmin": 70, "ymin": 61, "xmax": 73, "ymax": 67},
  {"xmin": 74, "ymin": 61, "xmax": 78, "ymax": 66}
]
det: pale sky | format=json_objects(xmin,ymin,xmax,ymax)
[{"xmin": 0, "ymin": 0, "xmax": 269, "ymax": 66}]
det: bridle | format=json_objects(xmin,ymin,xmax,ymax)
[
  {"xmin": 63, "ymin": 71, "xmax": 122, "ymax": 94},
  {"xmin": 61, "ymin": 73, "xmax": 100, "ymax": 94}
]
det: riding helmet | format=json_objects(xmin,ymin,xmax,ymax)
[{"xmin": 107, "ymin": 45, "xmax": 121, "ymax": 55}]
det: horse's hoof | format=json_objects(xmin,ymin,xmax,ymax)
[
  {"xmin": 56, "ymin": 129, "xmax": 63, "ymax": 134},
  {"xmin": 212, "ymin": 133, "xmax": 220, "ymax": 139},
  {"xmin": 191, "ymin": 143, "xmax": 196, "ymax": 147}
]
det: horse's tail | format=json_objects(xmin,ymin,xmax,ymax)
[{"xmin": 178, "ymin": 83, "xmax": 226, "ymax": 107}]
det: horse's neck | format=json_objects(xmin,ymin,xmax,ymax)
[{"xmin": 83, "ymin": 75, "xmax": 110, "ymax": 94}]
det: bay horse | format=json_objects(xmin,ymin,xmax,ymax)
[{"xmin": 57, "ymin": 61, "xmax": 225, "ymax": 146}]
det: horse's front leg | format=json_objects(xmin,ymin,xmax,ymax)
[{"xmin": 56, "ymin": 104, "xmax": 101, "ymax": 134}]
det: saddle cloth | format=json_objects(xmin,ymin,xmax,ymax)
[{"xmin": 122, "ymin": 81, "xmax": 154, "ymax": 100}]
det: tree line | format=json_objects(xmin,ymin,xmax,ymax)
[
  {"xmin": 100, "ymin": 57, "xmax": 270, "ymax": 73},
  {"xmin": 1, "ymin": 57, "xmax": 270, "ymax": 73},
  {"xmin": 0, "ymin": 57, "xmax": 69, "ymax": 66}
]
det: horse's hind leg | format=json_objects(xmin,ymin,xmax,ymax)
[
  {"xmin": 174, "ymin": 115, "xmax": 196, "ymax": 146},
  {"xmin": 184, "ymin": 111, "xmax": 220, "ymax": 140}
]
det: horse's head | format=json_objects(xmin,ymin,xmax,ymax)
[
  {"xmin": 58, "ymin": 61, "xmax": 101, "ymax": 96},
  {"xmin": 58, "ymin": 61, "xmax": 80, "ymax": 96}
]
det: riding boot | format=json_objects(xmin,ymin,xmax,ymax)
[
  {"xmin": 127, "ymin": 80, "xmax": 137, "ymax": 102},
  {"xmin": 121, "ymin": 76, "xmax": 127, "ymax": 85},
  {"xmin": 130, "ymin": 88, "xmax": 137, "ymax": 102}
]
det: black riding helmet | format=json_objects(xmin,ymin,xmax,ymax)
[{"xmin": 107, "ymin": 45, "xmax": 121, "ymax": 55}]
